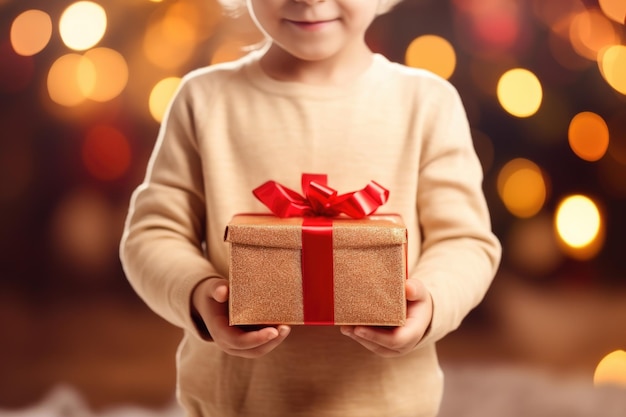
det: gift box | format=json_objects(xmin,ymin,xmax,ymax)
[
  {"xmin": 225, "ymin": 174, "xmax": 407, "ymax": 326},
  {"xmin": 225, "ymin": 214, "xmax": 407, "ymax": 326}
]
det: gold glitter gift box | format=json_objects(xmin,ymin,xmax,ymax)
[{"xmin": 224, "ymin": 214, "xmax": 407, "ymax": 326}]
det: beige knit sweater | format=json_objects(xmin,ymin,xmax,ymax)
[{"xmin": 120, "ymin": 50, "xmax": 501, "ymax": 417}]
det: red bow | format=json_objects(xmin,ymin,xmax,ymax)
[{"xmin": 253, "ymin": 174, "xmax": 389, "ymax": 219}]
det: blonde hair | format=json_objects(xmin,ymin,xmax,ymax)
[{"xmin": 217, "ymin": 1, "xmax": 404, "ymax": 16}]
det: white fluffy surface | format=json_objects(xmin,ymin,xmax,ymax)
[
  {"xmin": 439, "ymin": 365, "xmax": 626, "ymax": 417},
  {"xmin": 2, "ymin": 365, "xmax": 624, "ymax": 417}
]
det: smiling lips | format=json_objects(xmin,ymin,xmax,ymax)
[{"xmin": 287, "ymin": 19, "xmax": 337, "ymax": 31}]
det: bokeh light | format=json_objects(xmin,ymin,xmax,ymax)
[
  {"xmin": 497, "ymin": 68, "xmax": 543, "ymax": 118},
  {"xmin": 598, "ymin": 45, "xmax": 626, "ymax": 95},
  {"xmin": 598, "ymin": 0, "xmax": 626, "ymax": 25},
  {"xmin": 50, "ymin": 188, "xmax": 118, "ymax": 272},
  {"xmin": 594, "ymin": 350, "xmax": 626, "ymax": 388},
  {"xmin": 548, "ymin": 19, "xmax": 594, "ymax": 71},
  {"xmin": 144, "ymin": 8, "xmax": 196, "ymax": 69},
  {"xmin": 470, "ymin": 5, "xmax": 520, "ymax": 50},
  {"xmin": 211, "ymin": 40, "xmax": 250, "ymax": 65},
  {"xmin": 59, "ymin": 1, "xmax": 108, "ymax": 51},
  {"xmin": 531, "ymin": 0, "xmax": 584, "ymax": 28},
  {"xmin": 143, "ymin": 0, "xmax": 221, "ymax": 70},
  {"xmin": 568, "ymin": 112, "xmax": 610, "ymax": 162},
  {"xmin": 405, "ymin": 35, "xmax": 457, "ymax": 80},
  {"xmin": 149, "ymin": 77, "xmax": 182, "ymax": 123},
  {"xmin": 82, "ymin": 47, "xmax": 129, "ymax": 102},
  {"xmin": 47, "ymin": 53, "xmax": 96, "ymax": 107},
  {"xmin": 497, "ymin": 158, "xmax": 547, "ymax": 218},
  {"xmin": 555, "ymin": 195, "xmax": 603, "ymax": 260},
  {"xmin": 452, "ymin": 0, "xmax": 525, "ymax": 55},
  {"xmin": 82, "ymin": 125, "xmax": 132, "ymax": 181},
  {"xmin": 506, "ymin": 214, "xmax": 563, "ymax": 277},
  {"xmin": 568, "ymin": 9, "xmax": 621, "ymax": 61},
  {"xmin": 10, "ymin": 9, "xmax": 52, "ymax": 56}
]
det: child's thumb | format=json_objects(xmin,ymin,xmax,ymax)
[
  {"xmin": 206, "ymin": 277, "xmax": 229, "ymax": 303},
  {"xmin": 405, "ymin": 278, "xmax": 425, "ymax": 302}
]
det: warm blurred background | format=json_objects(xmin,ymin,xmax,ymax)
[{"xmin": 1, "ymin": 0, "xmax": 626, "ymax": 415}]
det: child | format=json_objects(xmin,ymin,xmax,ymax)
[{"xmin": 120, "ymin": 0, "xmax": 501, "ymax": 416}]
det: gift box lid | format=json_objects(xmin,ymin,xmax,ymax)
[{"xmin": 225, "ymin": 214, "xmax": 407, "ymax": 249}]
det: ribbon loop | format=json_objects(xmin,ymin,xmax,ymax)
[{"xmin": 253, "ymin": 174, "xmax": 389, "ymax": 219}]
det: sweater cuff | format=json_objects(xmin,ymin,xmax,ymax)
[
  {"xmin": 413, "ymin": 277, "xmax": 455, "ymax": 348},
  {"xmin": 177, "ymin": 274, "xmax": 222, "ymax": 342}
]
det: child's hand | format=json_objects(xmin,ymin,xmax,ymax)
[
  {"xmin": 191, "ymin": 278, "xmax": 291, "ymax": 358},
  {"xmin": 340, "ymin": 278, "xmax": 433, "ymax": 357}
]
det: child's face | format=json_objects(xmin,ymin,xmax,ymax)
[{"xmin": 247, "ymin": 0, "xmax": 382, "ymax": 62}]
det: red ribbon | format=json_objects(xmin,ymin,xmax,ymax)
[
  {"xmin": 252, "ymin": 174, "xmax": 390, "ymax": 324},
  {"xmin": 252, "ymin": 173, "xmax": 389, "ymax": 219},
  {"xmin": 301, "ymin": 217, "xmax": 334, "ymax": 324}
]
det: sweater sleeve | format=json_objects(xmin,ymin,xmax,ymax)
[
  {"xmin": 412, "ymin": 85, "xmax": 501, "ymax": 347},
  {"xmin": 119, "ymin": 78, "xmax": 220, "ymax": 337}
]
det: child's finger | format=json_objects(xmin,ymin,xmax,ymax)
[
  {"xmin": 405, "ymin": 278, "xmax": 427, "ymax": 302},
  {"xmin": 226, "ymin": 325, "xmax": 291, "ymax": 357},
  {"xmin": 341, "ymin": 326, "xmax": 402, "ymax": 357},
  {"xmin": 205, "ymin": 277, "xmax": 229, "ymax": 303}
]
